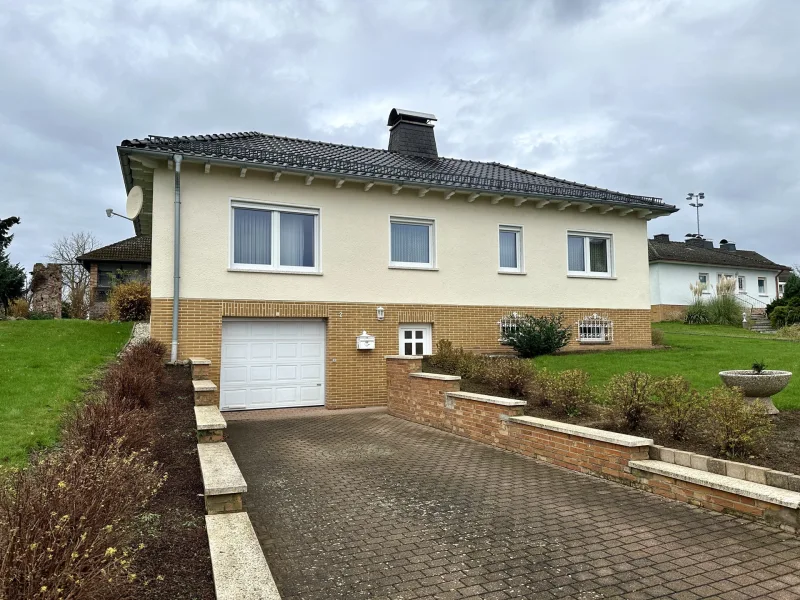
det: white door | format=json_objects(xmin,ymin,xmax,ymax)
[{"xmin": 220, "ymin": 319, "xmax": 325, "ymax": 411}]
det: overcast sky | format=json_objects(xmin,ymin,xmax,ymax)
[{"xmin": 2, "ymin": 0, "xmax": 798, "ymax": 271}]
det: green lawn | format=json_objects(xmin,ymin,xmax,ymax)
[
  {"xmin": 0, "ymin": 320, "xmax": 133, "ymax": 465},
  {"xmin": 534, "ymin": 322, "xmax": 800, "ymax": 410}
]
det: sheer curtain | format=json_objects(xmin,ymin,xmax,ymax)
[
  {"xmin": 391, "ymin": 223, "xmax": 430, "ymax": 263},
  {"xmin": 589, "ymin": 238, "xmax": 608, "ymax": 273},
  {"xmin": 499, "ymin": 230, "xmax": 518, "ymax": 269},
  {"xmin": 234, "ymin": 208, "xmax": 271, "ymax": 264},
  {"xmin": 567, "ymin": 235, "xmax": 585, "ymax": 271},
  {"xmin": 280, "ymin": 212, "xmax": 315, "ymax": 267}
]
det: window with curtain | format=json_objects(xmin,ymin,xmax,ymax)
[
  {"xmin": 390, "ymin": 218, "xmax": 433, "ymax": 267},
  {"xmin": 567, "ymin": 233, "xmax": 612, "ymax": 276},
  {"xmin": 758, "ymin": 278, "xmax": 767, "ymax": 294},
  {"xmin": 232, "ymin": 204, "xmax": 318, "ymax": 271},
  {"xmin": 499, "ymin": 226, "xmax": 522, "ymax": 272}
]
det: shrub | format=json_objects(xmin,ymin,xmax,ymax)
[
  {"xmin": 500, "ymin": 313, "xmax": 570, "ymax": 359},
  {"xmin": 483, "ymin": 358, "xmax": 535, "ymax": 398},
  {"xmin": 0, "ymin": 446, "xmax": 164, "ymax": 600},
  {"xmin": 427, "ymin": 340, "xmax": 488, "ymax": 380},
  {"xmin": 784, "ymin": 271, "xmax": 800, "ymax": 299},
  {"xmin": 7, "ymin": 298, "xmax": 28, "ymax": 318},
  {"xmin": 651, "ymin": 376, "xmax": 704, "ymax": 440},
  {"xmin": 108, "ymin": 281, "xmax": 151, "ymax": 322},
  {"xmin": 684, "ymin": 298, "xmax": 709, "ymax": 325},
  {"xmin": 703, "ymin": 386, "xmax": 773, "ymax": 458},
  {"xmin": 651, "ymin": 328, "xmax": 665, "ymax": 346},
  {"xmin": 770, "ymin": 298, "xmax": 800, "ymax": 328},
  {"xmin": 776, "ymin": 324, "xmax": 800, "ymax": 340},
  {"xmin": 526, "ymin": 368, "xmax": 555, "ymax": 407},
  {"xmin": 549, "ymin": 369, "xmax": 594, "ymax": 417},
  {"xmin": 102, "ymin": 344, "xmax": 164, "ymax": 410},
  {"xmin": 28, "ymin": 311, "xmax": 54, "ymax": 320},
  {"xmin": 706, "ymin": 293, "xmax": 742, "ymax": 327},
  {"xmin": 605, "ymin": 372, "xmax": 653, "ymax": 430}
]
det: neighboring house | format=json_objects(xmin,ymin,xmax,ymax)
[
  {"xmin": 648, "ymin": 234, "xmax": 789, "ymax": 322},
  {"xmin": 78, "ymin": 235, "xmax": 151, "ymax": 318},
  {"xmin": 116, "ymin": 108, "xmax": 677, "ymax": 411}
]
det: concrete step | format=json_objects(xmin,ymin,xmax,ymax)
[
  {"xmin": 197, "ymin": 442, "xmax": 247, "ymax": 514},
  {"xmin": 189, "ymin": 357, "xmax": 211, "ymax": 381},
  {"xmin": 193, "ymin": 379, "xmax": 218, "ymax": 406},
  {"xmin": 195, "ymin": 405, "xmax": 227, "ymax": 443},
  {"xmin": 206, "ymin": 512, "xmax": 281, "ymax": 600}
]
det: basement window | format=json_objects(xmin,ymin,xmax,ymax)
[{"xmin": 576, "ymin": 314, "xmax": 614, "ymax": 344}]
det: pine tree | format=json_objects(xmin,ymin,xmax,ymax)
[{"xmin": 0, "ymin": 217, "xmax": 26, "ymax": 310}]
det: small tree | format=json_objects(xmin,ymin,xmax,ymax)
[
  {"xmin": 0, "ymin": 216, "xmax": 26, "ymax": 311},
  {"xmin": 47, "ymin": 231, "xmax": 98, "ymax": 319},
  {"xmin": 784, "ymin": 270, "xmax": 800, "ymax": 300},
  {"xmin": 500, "ymin": 313, "xmax": 570, "ymax": 358}
]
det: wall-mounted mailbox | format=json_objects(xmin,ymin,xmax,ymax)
[{"xmin": 356, "ymin": 330, "xmax": 376, "ymax": 350}]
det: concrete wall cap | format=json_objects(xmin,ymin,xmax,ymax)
[
  {"xmin": 197, "ymin": 443, "xmax": 247, "ymax": 495},
  {"xmin": 410, "ymin": 372, "xmax": 461, "ymax": 381},
  {"xmin": 193, "ymin": 379, "xmax": 218, "ymax": 392},
  {"xmin": 508, "ymin": 416, "xmax": 653, "ymax": 447},
  {"xmin": 195, "ymin": 405, "xmax": 227, "ymax": 431},
  {"xmin": 385, "ymin": 355, "xmax": 424, "ymax": 360},
  {"xmin": 189, "ymin": 357, "xmax": 212, "ymax": 365},
  {"xmin": 629, "ymin": 460, "xmax": 800, "ymax": 509},
  {"xmin": 447, "ymin": 391, "xmax": 526, "ymax": 407},
  {"xmin": 206, "ymin": 512, "xmax": 281, "ymax": 600}
]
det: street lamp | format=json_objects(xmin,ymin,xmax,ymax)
[{"xmin": 686, "ymin": 192, "xmax": 705, "ymax": 238}]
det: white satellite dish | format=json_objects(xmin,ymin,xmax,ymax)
[{"xmin": 126, "ymin": 186, "xmax": 144, "ymax": 219}]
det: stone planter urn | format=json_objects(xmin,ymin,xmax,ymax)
[{"xmin": 718, "ymin": 370, "xmax": 792, "ymax": 415}]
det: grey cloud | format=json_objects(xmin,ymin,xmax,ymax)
[{"xmin": 1, "ymin": 0, "xmax": 798, "ymax": 271}]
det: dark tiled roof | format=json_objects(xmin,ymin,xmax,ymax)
[
  {"xmin": 78, "ymin": 236, "xmax": 151, "ymax": 264},
  {"xmin": 120, "ymin": 131, "xmax": 673, "ymax": 209},
  {"xmin": 648, "ymin": 239, "xmax": 789, "ymax": 271}
]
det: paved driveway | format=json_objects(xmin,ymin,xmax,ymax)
[{"xmin": 226, "ymin": 409, "xmax": 800, "ymax": 600}]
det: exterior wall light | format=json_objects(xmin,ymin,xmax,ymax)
[{"xmin": 377, "ymin": 306, "xmax": 385, "ymax": 321}]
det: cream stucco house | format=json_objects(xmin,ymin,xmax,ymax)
[{"xmin": 117, "ymin": 108, "xmax": 677, "ymax": 410}]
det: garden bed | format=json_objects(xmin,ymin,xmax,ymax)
[{"xmin": 132, "ymin": 364, "xmax": 215, "ymax": 600}]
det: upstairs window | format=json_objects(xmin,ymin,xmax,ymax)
[
  {"xmin": 758, "ymin": 277, "xmax": 767, "ymax": 295},
  {"xmin": 499, "ymin": 225, "xmax": 523, "ymax": 273},
  {"xmin": 737, "ymin": 276, "xmax": 746, "ymax": 293},
  {"xmin": 567, "ymin": 232, "xmax": 613, "ymax": 277},
  {"xmin": 390, "ymin": 217, "xmax": 435, "ymax": 268},
  {"xmin": 231, "ymin": 202, "xmax": 319, "ymax": 272}
]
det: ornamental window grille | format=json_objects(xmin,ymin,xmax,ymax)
[
  {"xmin": 576, "ymin": 314, "xmax": 613, "ymax": 344},
  {"xmin": 498, "ymin": 312, "xmax": 523, "ymax": 343}
]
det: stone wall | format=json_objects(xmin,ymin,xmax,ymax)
[{"xmin": 30, "ymin": 263, "xmax": 62, "ymax": 319}]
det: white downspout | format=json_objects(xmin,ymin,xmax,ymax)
[{"xmin": 170, "ymin": 154, "xmax": 183, "ymax": 363}]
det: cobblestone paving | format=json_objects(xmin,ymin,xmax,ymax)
[{"xmin": 227, "ymin": 410, "xmax": 800, "ymax": 600}]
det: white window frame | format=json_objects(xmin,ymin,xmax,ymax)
[
  {"xmin": 758, "ymin": 277, "xmax": 767, "ymax": 296},
  {"xmin": 388, "ymin": 216, "xmax": 436, "ymax": 270},
  {"xmin": 398, "ymin": 323, "xmax": 432, "ymax": 356},
  {"xmin": 779, "ymin": 281, "xmax": 786, "ymax": 298},
  {"xmin": 229, "ymin": 200, "xmax": 321, "ymax": 274},
  {"xmin": 498, "ymin": 225, "xmax": 524, "ymax": 274},
  {"xmin": 566, "ymin": 231, "xmax": 614, "ymax": 278},
  {"xmin": 698, "ymin": 272, "xmax": 710, "ymax": 293},
  {"xmin": 737, "ymin": 275, "xmax": 746, "ymax": 293}
]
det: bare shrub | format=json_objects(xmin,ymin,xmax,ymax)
[
  {"xmin": 7, "ymin": 298, "xmax": 28, "ymax": 319},
  {"xmin": 605, "ymin": 372, "xmax": 653, "ymax": 430},
  {"xmin": 703, "ymin": 386, "xmax": 774, "ymax": 458},
  {"xmin": 0, "ymin": 446, "xmax": 165, "ymax": 600},
  {"xmin": 549, "ymin": 369, "xmax": 594, "ymax": 417},
  {"xmin": 526, "ymin": 368, "xmax": 556, "ymax": 407},
  {"xmin": 483, "ymin": 358, "xmax": 535, "ymax": 398},
  {"xmin": 651, "ymin": 328, "xmax": 665, "ymax": 346},
  {"xmin": 101, "ymin": 341, "xmax": 165, "ymax": 410},
  {"xmin": 108, "ymin": 282, "xmax": 151, "ymax": 322},
  {"xmin": 651, "ymin": 376, "xmax": 705, "ymax": 440}
]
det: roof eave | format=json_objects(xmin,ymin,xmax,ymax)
[
  {"xmin": 649, "ymin": 258, "xmax": 786, "ymax": 272},
  {"xmin": 117, "ymin": 146, "xmax": 676, "ymax": 214}
]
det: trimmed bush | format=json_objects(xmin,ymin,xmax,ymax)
[
  {"xmin": 549, "ymin": 369, "xmax": 594, "ymax": 417},
  {"xmin": 108, "ymin": 281, "xmax": 151, "ymax": 322},
  {"xmin": 605, "ymin": 371, "xmax": 653, "ymax": 430},
  {"xmin": 7, "ymin": 298, "xmax": 28, "ymax": 319},
  {"xmin": 651, "ymin": 376, "xmax": 705, "ymax": 440},
  {"xmin": 500, "ymin": 313, "xmax": 570, "ymax": 359},
  {"xmin": 703, "ymin": 386, "xmax": 773, "ymax": 458},
  {"xmin": 651, "ymin": 328, "xmax": 665, "ymax": 346}
]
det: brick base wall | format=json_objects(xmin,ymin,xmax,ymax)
[
  {"xmin": 152, "ymin": 297, "xmax": 652, "ymax": 410},
  {"xmin": 651, "ymin": 304, "xmax": 687, "ymax": 322}
]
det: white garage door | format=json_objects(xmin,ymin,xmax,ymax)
[{"xmin": 220, "ymin": 319, "xmax": 325, "ymax": 411}]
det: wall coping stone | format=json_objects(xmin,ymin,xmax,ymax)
[
  {"xmin": 447, "ymin": 391, "xmax": 526, "ymax": 407},
  {"xmin": 410, "ymin": 372, "xmax": 461, "ymax": 381},
  {"xmin": 189, "ymin": 357, "xmax": 212, "ymax": 365},
  {"xmin": 195, "ymin": 406, "xmax": 227, "ymax": 431},
  {"xmin": 385, "ymin": 355, "xmax": 424, "ymax": 360},
  {"xmin": 197, "ymin": 443, "xmax": 247, "ymax": 495},
  {"xmin": 206, "ymin": 512, "xmax": 281, "ymax": 600},
  {"xmin": 629, "ymin": 460, "xmax": 800, "ymax": 509},
  {"xmin": 508, "ymin": 416, "xmax": 653, "ymax": 447},
  {"xmin": 193, "ymin": 379, "xmax": 218, "ymax": 392}
]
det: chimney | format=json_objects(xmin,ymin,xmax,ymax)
[
  {"xmin": 719, "ymin": 239, "xmax": 737, "ymax": 252},
  {"xmin": 685, "ymin": 237, "xmax": 705, "ymax": 248},
  {"xmin": 704, "ymin": 240, "xmax": 714, "ymax": 249},
  {"xmin": 653, "ymin": 234, "xmax": 670, "ymax": 242},
  {"xmin": 387, "ymin": 108, "xmax": 438, "ymax": 158}
]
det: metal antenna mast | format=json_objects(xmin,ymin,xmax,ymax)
[{"xmin": 686, "ymin": 192, "xmax": 705, "ymax": 237}]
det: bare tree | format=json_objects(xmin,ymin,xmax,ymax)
[{"xmin": 47, "ymin": 232, "xmax": 99, "ymax": 318}]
